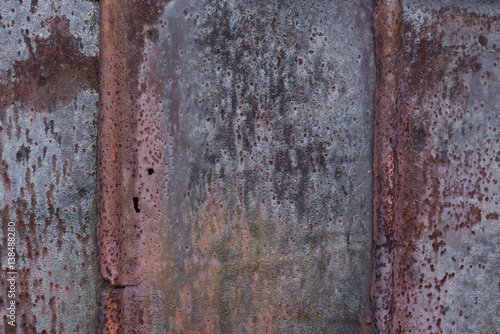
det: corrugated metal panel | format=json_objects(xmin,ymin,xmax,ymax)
[{"xmin": 0, "ymin": 1, "xmax": 101, "ymax": 333}]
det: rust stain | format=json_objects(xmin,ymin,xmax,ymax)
[
  {"xmin": 0, "ymin": 16, "xmax": 98, "ymax": 118},
  {"xmin": 391, "ymin": 5, "xmax": 500, "ymax": 334},
  {"xmin": 100, "ymin": 290, "xmax": 121, "ymax": 334},
  {"xmin": 0, "ymin": 15, "xmax": 98, "ymax": 176},
  {"xmin": 158, "ymin": 188, "xmax": 307, "ymax": 333},
  {"xmin": 371, "ymin": 0, "xmax": 402, "ymax": 332},
  {"xmin": 372, "ymin": 3, "xmax": 500, "ymax": 332},
  {"xmin": 1, "ymin": 8, "xmax": 100, "ymax": 332}
]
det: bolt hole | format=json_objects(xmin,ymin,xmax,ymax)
[
  {"xmin": 148, "ymin": 168, "xmax": 154, "ymax": 175},
  {"xmin": 133, "ymin": 197, "xmax": 140, "ymax": 213}
]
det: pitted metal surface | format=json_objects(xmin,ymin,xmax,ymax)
[
  {"xmin": 2, "ymin": 0, "xmax": 500, "ymax": 333},
  {"xmin": 0, "ymin": 1, "xmax": 101, "ymax": 333},
  {"xmin": 372, "ymin": 0, "xmax": 500, "ymax": 333},
  {"xmin": 392, "ymin": 1, "xmax": 500, "ymax": 333},
  {"xmin": 99, "ymin": 0, "xmax": 376, "ymax": 332}
]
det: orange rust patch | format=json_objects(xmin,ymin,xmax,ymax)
[{"xmin": 100, "ymin": 290, "xmax": 121, "ymax": 334}]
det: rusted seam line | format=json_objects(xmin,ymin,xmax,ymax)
[
  {"xmin": 97, "ymin": 0, "xmax": 120, "ymax": 287},
  {"xmin": 98, "ymin": 0, "xmax": 158, "ymax": 330},
  {"xmin": 371, "ymin": 0, "xmax": 402, "ymax": 333},
  {"xmin": 98, "ymin": 1, "xmax": 124, "ymax": 332}
]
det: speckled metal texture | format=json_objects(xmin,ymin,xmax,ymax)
[
  {"xmin": 99, "ymin": 0, "xmax": 375, "ymax": 333},
  {"xmin": 99, "ymin": 0, "xmax": 375, "ymax": 332},
  {"xmin": 0, "ymin": 1, "xmax": 101, "ymax": 333},
  {"xmin": 375, "ymin": 0, "xmax": 500, "ymax": 333},
  {"xmin": 6, "ymin": 0, "xmax": 499, "ymax": 332}
]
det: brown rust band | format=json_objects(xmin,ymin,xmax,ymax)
[
  {"xmin": 372, "ymin": 0, "xmax": 402, "ymax": 332},
  {"xmin": 98, "ymin": 0, "xmax": 163, "ymax": 286},
  {"xmin": 98, "ymin": 0, "xmax": 168, "ymax": 331},
  {"xmin": 98, "ymin": 0, "xmax": 122, "ymax": 287},
  {"xmin": 98, "ymin": 0, "xmax": 139, "ymax": 329},
  {"xmin": 100, "ymin": 290, "xmax": 121, "ymax": 334}
]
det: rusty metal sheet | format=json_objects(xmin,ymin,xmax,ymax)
[
  {"xmin": 8, "ymin": 0, "xmax": 500, "ymax": 332},
  {"xmin": 373, "ymin": 0, "xmax": 500, "ymax": 333},
  {"xmin": 0, "ymin": 1, "xmax": 101, "ymax": 333},
  {"xmin": 99, "ymin": 0, "xmax": 375, "ymax": 332}
]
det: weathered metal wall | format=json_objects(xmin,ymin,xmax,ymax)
[
  {"xmin": 2, "ymin": 0, "xmax": 500, "ymax": 333},
  {"xmin": 373, "ymin": 0, "xmax": 500, "ymax": 333},
  {"xmin": 99, "ymin": 0, "xmax": 375, "ymax": 332},
  {"xmin": 0, "ymin": 1, "xmax": 102, "ymax": 333}
]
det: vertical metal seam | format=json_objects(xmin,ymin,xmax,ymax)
[
  {"xmin": 372, "ymin": 0, "xmax": 402, "ymax": 333},
  {"xmin": 98, "ymin": 0, "xmax": 120, "ymax": 287},
  {"xmin": 98, "ymin": 0, "xmax": 122, "ymax": 332},
  {"xmin": 97, "ymin": 0, "xmax": 165, "ymax": 331}
]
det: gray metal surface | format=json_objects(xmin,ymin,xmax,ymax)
[
  {"xmin": 0, "ymin": 1, "xmax": 101, "ymax": 333},
  {"xmin": 390, "ymin": 0, "xmax": 500, "ymax": 332},
  {"xmin": 110, "ymin": 0, "xmax": 376, "ymax": 332}
]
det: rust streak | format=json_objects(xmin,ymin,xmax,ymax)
[
  {"xmin": 100, "ymin": 290, "xmax": 121, "ymax": 334},
  {"xmin": 98, "ymin": 0, "xmax": 169, "ymax": 287},
  {"xmin": 371, "ymin": 0, "xmax": 401, "ymax": 333}
]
